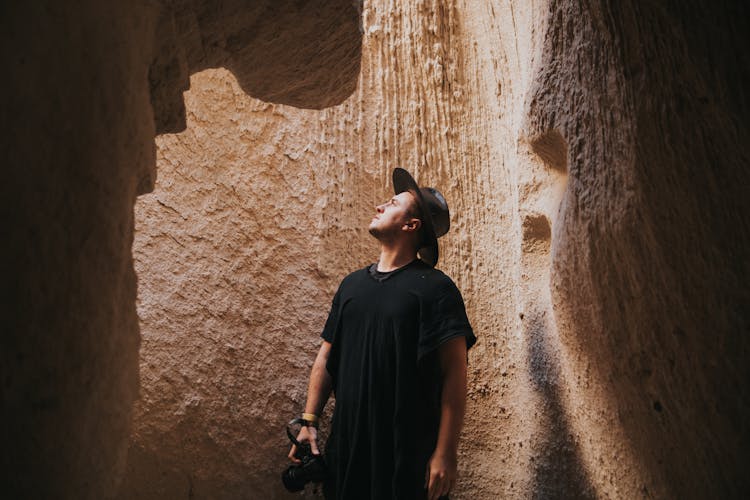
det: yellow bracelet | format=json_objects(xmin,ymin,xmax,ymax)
[{"xmin": 302, "ymin": 413, "xmax": 319, "ymax": 424}]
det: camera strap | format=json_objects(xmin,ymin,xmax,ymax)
[{"xmin": 286, "ymin": 417, "xmax": 309, "ymax": 446}]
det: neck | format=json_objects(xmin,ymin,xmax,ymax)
[{"xmin": 376, "ymin": 241, "xmax": 418, "ymax": 272}]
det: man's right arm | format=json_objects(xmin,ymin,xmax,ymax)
[{"xmin": 288, "ymin": 341, "xmax": 333, "ymax": 462}]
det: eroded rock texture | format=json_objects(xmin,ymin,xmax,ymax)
[
  {"xmin": 2, "ymin": 3, "xmax": 157, "ymax": 497},
  {"xmin": 126, "ymin": 1, "xmax": 748, "ymax": 498},
  {"xmin": 149, "ymin": 0, "xmax": 362, "ymax": 132},
  {"xmin": 129, "ymin": 0, "xmax": 749, "ymax": 499},
  {"xmin": 3, "ymin": 0, "xmax": 748, "ymax": 498},
  {"xmin": 1, "ymin": 1, "xmax": 361, "ymax": 498}
]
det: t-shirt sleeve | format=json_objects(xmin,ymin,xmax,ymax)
[
  {"xmin": 418, "ymin": 279, "xmax": 476, "ymax": 361},
  {"xmin": 321, "ymin": 286, "xmax": 342, "ymax": 343}
]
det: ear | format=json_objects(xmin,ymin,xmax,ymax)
[{"xmin": 402, "ymin": 218, "xmax": 422, "ymax": 233}]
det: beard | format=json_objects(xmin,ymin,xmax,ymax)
[
  {"xmin": 369, "ymin": 216, "xmax": 422, "ymax": 245},
  {"xmin": 368, "ymin": 224, "xmax": 385, "ymax": 239},
  {"xmin": 368, "ymin": 221, "xmax": 398, "ymax": 241}
]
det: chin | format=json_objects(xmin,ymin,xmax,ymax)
[{"xmin": 368, "ymin": 225, "xmax": 381, "ymax": 238}]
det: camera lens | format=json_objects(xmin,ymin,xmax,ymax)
[{"xmin": 281, "ymin": 466, "xmax": 306, "ymax": 492}]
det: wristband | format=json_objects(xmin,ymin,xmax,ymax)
[{"xmin": 301, "ymin": 413, "xmax": 319, "ymax": 427}]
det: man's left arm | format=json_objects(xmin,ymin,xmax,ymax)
[{"xmin": 426, "ymin": 336, "xmax": 468, "ymax": 500}]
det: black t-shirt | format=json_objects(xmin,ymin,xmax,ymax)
[{"xmin": 321, "ymin": 259, "xmax": 476, "ymax": 500}]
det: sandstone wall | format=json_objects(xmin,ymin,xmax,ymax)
[
  {"xmin": 2, "ymin": 2, "xmax": 158, "ymax": 496},
  {"xmin": 2, "ymin": 1, "xmax": 361, "ymax": 498},
  {"xmin": 4, "ymin": 0, "xmax": 747, "ymax": 498},
  {"xmin": 127, "ymin": 0, "xmax": 749, "ymax": 499}
]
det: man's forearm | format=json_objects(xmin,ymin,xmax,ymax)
[
  {"xmin": 434, "ymin": 369, "xmax": 466, "ymax": 457},
  {"xmin": 304, "ymin": 342, "xmax": 333, "ymax": 416},
  {"xmin": 434, "ymin": 338, "xmax": 468, "ymax": 457},
  {"xmin": 425, "ymin": 338, "xmax": 467, "ymax": 499}
]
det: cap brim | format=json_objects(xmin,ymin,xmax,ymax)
[{"xmin": 393, "ymin": 168, "xmax": 439, "ymax": 267}]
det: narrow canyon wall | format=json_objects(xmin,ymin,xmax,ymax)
[
  {"xmin": 538, "ymin": 2, "xmax": 750, "ymax": 497},
  {"xmin": 3, "ymin": 0, "xmax": 747, "ymax": 499},
  {"xmin": 2, "ymin": 2, "xmax": 158, "ymax": 496},
  {"xmin": 1, "ymin": 1, "xmax": 361, "ymax": 498},
  {"xmin": 127, "ymin": 0, "xmax": 749, "ymax": 499}
]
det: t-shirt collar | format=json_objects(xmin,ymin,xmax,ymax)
[{"xmin": 367, "ymin": 258, "xmax": 419, "ymax": 282}]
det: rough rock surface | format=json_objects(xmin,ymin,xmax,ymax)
[
  {"xmin": 128, "ymin": 1, "xmax": 749, "ymax": 499},
  {"xmin": 148, "ymin": 0, "xmax": 362, "ymax": 133},
  {"xmin": 2, "ymin": 3, "xmax": 158, "ymax": 497},
  {"xmin": 1, "ymin": 1, "xmax": 361, "ymax": 498},
  {"xmin": 3, "ymin": 0, "xmax": 748, "ymax": 499}
]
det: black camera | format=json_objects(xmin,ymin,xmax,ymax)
[{"xmin": 281, "ymin": 419, "xmax": 327, "ymax": 492}]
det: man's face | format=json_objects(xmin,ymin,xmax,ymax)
[{"xmin": 368, "ymin": 191, "xmax": 420, "ymax": 240}]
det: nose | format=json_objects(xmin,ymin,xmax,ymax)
[{"xmin": 375, "ymin": 204, "xmax": 385, "ymax": 213}]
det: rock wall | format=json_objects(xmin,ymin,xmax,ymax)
[
  {"xmin": 1, "ymin": 1, "xmax": 361, "ymax": 498},
  {"xmin": 2, "ymin": 2, "xmax": 158, "ymax": 496},
  {"xmin": 3, "ymin": 0, "xmax": 748, "ymax": 498},
  {"xmin": 127, "ymin": 0, "xmax": 749, "ymax": 499}
]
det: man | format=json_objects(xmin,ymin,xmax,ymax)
[{"xmin": 289, "ymin": 168, "xmax": 476, "ymax": 499}]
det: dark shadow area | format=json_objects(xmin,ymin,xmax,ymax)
[
  {"xmin": 1, "ymin": 1, "xmax": 362, "ymax": 497},
  {"xmin": 520, "ymin": 126, "xmax": 584, "ymax": 497},
  {"xmin": 535, "ymin": 0, "xmax": 750, "ymax": 496},
  {"xmin": 527, "ymin": 308, "xmax": 595, "ymax": 500},
  {"xmin": 590, "ymin": 1, "xmax": 750, "ymax": 496},
  {"xmin": 150, "ymin": 0, "xmax": 363, "ymax": 135}
]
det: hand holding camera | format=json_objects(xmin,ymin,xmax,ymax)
[
  {"xmin": 282, "ymin": 417, "xmax": 327, "ymax": 492},
  {"xmin": 288, "ymin": 423, "xmax": 319, "ymax": 463}
]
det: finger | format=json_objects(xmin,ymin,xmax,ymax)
[
  {"xmin": 440, "ymin": 478, "xmax": 452, "ymax": 496},
  {"xmin": 310, "ymin": 438, "xmax": 320, "ymax": 455},
  {"xmin": 288, "ymin": 445, "xmax": 301, "ymax": 464},
  {"xmin": 440, "ymin": 480, "xmax": 452, "ymax": 498},
  {"xmin": 436, "ymin": 474, "xmax": 449, "ymax": 500},
  {"xmin": 433, "ymin": 479, "xmax": 445, "ymax": 500},
  {"xmin": 428, "ymin": 474, "xmax": 442, "ymax": 500}
]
